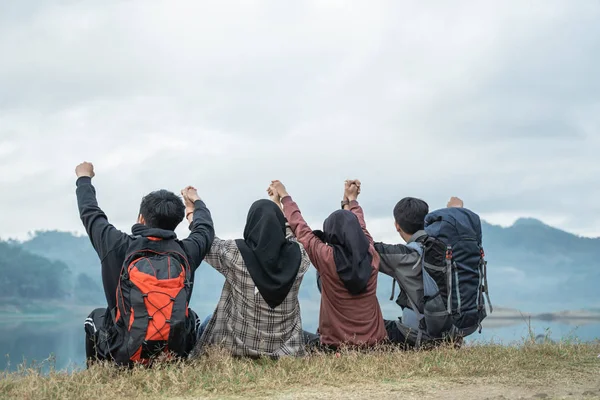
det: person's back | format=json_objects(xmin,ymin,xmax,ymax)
[
  {"xmin": 192, "ymin": 198, "xmax": 311, "ymax": 359},
  {"xmin": 315, "ymin": 248, "xmax": 382, "ymax": 346},
  {"xmin": 375, "ymin": 196, "xmax": 474, "ymax": 348},
  {"xmin": 271, "ymin": 180, "xmax": 387, "ymax": 348},
  {"xmin": 75, "ymin": 162, "xmax": 215, "ymax": 366}
]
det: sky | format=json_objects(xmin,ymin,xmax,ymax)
[{"xmin": 0, "ymin": 0, "xmax": 599, "ymax": 243}]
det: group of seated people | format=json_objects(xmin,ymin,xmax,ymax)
[{"xmin": 76, "ymin": 161, "xmax": 471, "ymax": 365}]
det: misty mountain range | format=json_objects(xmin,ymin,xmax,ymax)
[{"xmin": 1, "ymin": 218, "xmax": 598, "ymax": 323}]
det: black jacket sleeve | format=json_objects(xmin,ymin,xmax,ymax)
[
  {"xmin": 76, "ymin": 177, "xmax": 130, "ymax": 263},
  {"xmin": 181, "ymin": 199, "xmax": 215, "ymax": 271}
]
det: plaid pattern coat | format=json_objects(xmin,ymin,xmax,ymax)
[{"xmin": 191, "ymin": 227, "xmax": 310, "ymax": 358}]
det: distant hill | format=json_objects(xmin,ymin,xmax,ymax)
[
  {"xmin": 1, "ymin": 218, "xmax": 598, "ymax": 322},
  {"xmin": 12, "ymin": 230, "xmax": 223, "ymax": 310},
  {"xmin": 479, "ymin": 218, "xmax": 600, "ymax": 313},
  {"xmin": 4, "ymin": 232, "xmax": 105, "ymax": 307},
  {"xmin": 20, "ymin": 231, "xmax": 100, "ymax": 276},
  {"xmin": 0, "ymin": 241, "xmax": 70, "ymax": 302}
]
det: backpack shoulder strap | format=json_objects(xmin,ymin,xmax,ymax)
[{"xmin": 479, "ymin": 245, "xmax": 493, "ymax": 314}]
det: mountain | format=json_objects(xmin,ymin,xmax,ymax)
[
  {"xmin": 0, "ymin": 241, "xmax": 70, "ymax": 302},
  {"xmin": 10, "ymin": 230, "xmax": 224, "ymax": 313},
  {"xmin": 20, "ymin": 231, "xmax": 100, "ymax": 276},
  {"xmin": 483, "ymin": 218, "xmax": 600, "ymax": 268},
  {"xmin": 1, "ymin": 219, "xmax": 598, "ymax": 322},
  {"xmin": 7, "ymin": 231, "xmax": 105, "ymax": 306},
  {"xmin": 479, "ymin": 218, "xmax": 600, "ymax": 312}
]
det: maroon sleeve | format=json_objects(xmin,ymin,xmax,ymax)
[
  {"xmin": 347, "ymin": 200, "xmax": 374, "ymax": 245},
  {"xmin": 281, "ymin": 196, "xmax": 332, "ymax": 274}
]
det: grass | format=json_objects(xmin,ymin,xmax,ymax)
[{"xmin": 1, "ymin": 342, "xmax": 600, "ymax": 400}]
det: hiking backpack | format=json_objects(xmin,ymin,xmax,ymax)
[
  {"xmin": 423, "ymin": 207, "xmax": 492, "ymax": 337},
  {"xmin": 112, "ymin": 238, "xmax": 194, "ymax": 366}
]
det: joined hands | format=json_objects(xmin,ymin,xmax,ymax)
[{"xmin": 181, "ymin": 186, "xmax": 201, "ymax": 219}]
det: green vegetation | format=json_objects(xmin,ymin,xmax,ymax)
[
  {"xmin": 0, "ymin": 242, "xmax": 70, "ymax": 301},
  {"xmin": 0, "ymin": 232, "xmax": 104, "ymax": 311},
  {"xmin": 1, "ymin": 342, "xmax": 599, "ymax": 400}
]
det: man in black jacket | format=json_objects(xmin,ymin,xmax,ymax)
[{"xmin": 75, "ymin": 161, "xmax": 215, "ymax": 364}]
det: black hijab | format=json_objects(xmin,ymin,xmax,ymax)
[
  {"xmin": 314, "ymin": 210, "xmax": 373, "ymax": 295},
  {"xmin": 235, "ymin": 199, "xmax": 302, "ymax": 309}
]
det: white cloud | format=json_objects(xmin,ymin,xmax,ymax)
[{"xmin": 0, "ymin": 0, "xmax": 599, "ymax": 241}]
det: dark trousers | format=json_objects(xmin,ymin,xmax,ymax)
[
  {"xmin": 302, "ymin": 330, "xmax": 340, "ymax": 353},
  {"xmin": 384, "ymin": 319, "xmax": 411, "ymax": 349},
  {"xmin": 85, "ymin": 307, "xmax": 200, "ymax": 365},
  {"xmin": 84, "ymin": 308, "xmax": 114, "ymax": 363},
  {"xmin": 384, "ymin": 319, "xmax": 463, "ymax": 350},
  {"xmin": 302, "ymin": 330, "xmax": 321, "ymax": 347}
]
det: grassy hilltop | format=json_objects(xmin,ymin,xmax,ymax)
[{"xmin": 1, "ymin": 342, "xmax": 599, "ymax": 400}]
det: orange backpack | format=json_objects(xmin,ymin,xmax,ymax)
[{"xmin": 113, "ymin": 237, "xmax": 193, "ymax": 365}]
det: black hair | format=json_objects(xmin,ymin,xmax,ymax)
[
  {"xmin": 393, "ymin": 197, "xmax": 429, "ymax": 235},
  {"xmin": 139, "ymin": 190, "xmax": 185, "ymax": 231}
]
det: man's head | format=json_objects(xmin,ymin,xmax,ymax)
[
  {"xmin": 393, "ymin": 197, "xmax": 429, "ymax": 242},
  {"xmin": 138, "ymin": 190, "xmax": 185, "ymax": 231}
]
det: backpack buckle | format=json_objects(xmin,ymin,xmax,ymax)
[{"xmin": 445, "ymin": 249, "xmax": 453, "ymax": 260}]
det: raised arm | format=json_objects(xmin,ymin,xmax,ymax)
[
  {"xmin": 75, "ymin": 162, "xmax": 129, "ymax": 261},
  {"xmin": 265, "ymin": 185, "xmax": 298, "ymax": 243},
  {"xmin": 202, "ymin": 237, "xmax": 239, "ymax": 277},
  {"xmin": 347, "ymin": 201, "xmax": 374, "ymax": 244},
  {"xmin": 269, "ymin": 181, "xmax": 331, "ymax": 272},
  {"xmin": 282, "ymin": 197, "xmax": 332, "ymax": 272},
  {"xmin": 181, "ymin": 187, "xmax": 215, "ymax": 271},
  {"xmin": 342, "ymin": 179, "xmax": 374, "ymax": 244}
]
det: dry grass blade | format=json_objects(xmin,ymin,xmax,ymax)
[{"xmin": 1, "ymin": 342, "xmax": 599, "ymax": 400}]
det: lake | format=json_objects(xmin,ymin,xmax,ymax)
[{"xmin": 1, "ymin": 308, "xmax": 599, "ymax": 373}]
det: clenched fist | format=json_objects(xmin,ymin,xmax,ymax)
[
  {"xmin": 447, "ymin": 197, "xmax": 464, "ymax": 208},
  {"xmin": 75, "ymin": 162, "xmax": 95, "ymax": 178}
]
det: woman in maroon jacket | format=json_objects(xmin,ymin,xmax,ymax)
[{"xmin": 268, "ymin": 180, "xmax": 387, "ymax": 348}]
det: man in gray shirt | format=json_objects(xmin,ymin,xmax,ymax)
[{"xmin": 375, "ymin": 196, "xmax": 464, "ymax": 347}]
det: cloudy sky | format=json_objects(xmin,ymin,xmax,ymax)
[{"xmin": 0, "ymin": 0, "xmax": 599, "ymax": 243}]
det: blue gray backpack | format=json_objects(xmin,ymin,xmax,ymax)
[
  {"xmin": 384, "ymin": 206, "xmax": 493, "ymax": 347},
  {"xmin": 422, "ymin": 206, "xmax": 492, "ymax": 338}
]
